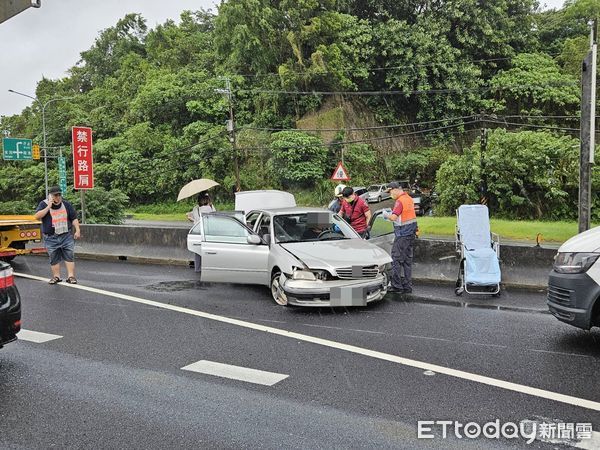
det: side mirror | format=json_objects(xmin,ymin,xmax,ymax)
[{"xmin": 247, "ymin": 235, "xmax": 262, "ymax": 245}]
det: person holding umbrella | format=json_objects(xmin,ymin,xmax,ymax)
[
  {"xmin": 186, "ymin": 191, "xmax": 216, "ymax": 223},
  {"xmin": 177, "ymin": 179, "xmax": 219, "ymax": 274}
]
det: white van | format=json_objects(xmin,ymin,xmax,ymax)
[{"xmin": 547, "ymin": 226, "xmax": 600, "ymax": 330}]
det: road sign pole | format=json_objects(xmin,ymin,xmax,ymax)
[
  {"xmin": 42, "ymin": 104, "xmax": 48, "ymax": 197},
  {"xmin": 80, "ymin": 191, "xmax": 86, "ymax": 224}
]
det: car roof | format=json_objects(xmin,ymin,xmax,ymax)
[{"xmin": 252, "ymin": 207, "xmax": 330, "ymax": 216}]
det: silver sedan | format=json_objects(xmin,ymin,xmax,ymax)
[
  {"xmin": 188, "ymin": 208, "xmax": 393, "ymax": 307},
  {"xmin": 367, "ymin": 184, "xmax": 391, "ymax": 203}
]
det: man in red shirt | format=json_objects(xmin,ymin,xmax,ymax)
[{"xmin": 340, "ymin": 186, "xmax": 372, "ymax": 238}]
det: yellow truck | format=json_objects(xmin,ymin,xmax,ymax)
[{"xmin": 0, "ymin": 215, "xmax": 45, "ymax": 262}]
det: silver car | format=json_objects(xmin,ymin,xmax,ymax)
[
  {"xmin": 187, "ymin": 207, "xmax": 393, "ymax": 307},
  {"xmin": 367, "ymin": 184, "xmax": 391, "ymax": 203}
]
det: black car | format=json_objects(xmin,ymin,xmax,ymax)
[{"xmin": 0, "ymin": 261, "xmax": 21, "ymax": 348}]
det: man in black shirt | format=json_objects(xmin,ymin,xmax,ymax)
[{"xmin": 34, "ymin": 186, "xmax": 81, "ymax": 284}]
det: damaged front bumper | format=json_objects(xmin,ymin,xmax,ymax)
[{"xmin": 280, "ymin": 274, "xmax": 388, "ymax": 307}]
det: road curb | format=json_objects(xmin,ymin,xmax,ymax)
[
  {"xmin": 389, "ymin": 292, "xmax": 549, "ymax": 315},
  {"xmin": 30, "ymin": 251, "xmax": 549, "ymax": 315}
]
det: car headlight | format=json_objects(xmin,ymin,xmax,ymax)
[
  {"xmin": 553, "ymin": 252, "xmax": 600, "ymax": 274},
  {"xmin": 292, "ymin": 269, "xmax": 316, "ymax": 280},
  {"xmin": 292, "ymin": 269, "xmax": 329, "ymax": 281}
]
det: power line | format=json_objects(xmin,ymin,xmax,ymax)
[
  {"xmin": 240, "ymin": 82, "xmax": 579, "ymax": 97},
  {"xmin": 484, "ymin": 120, "xmax": 581, "ymax": 132},
  {"xmin": 238, "ymin": 120, "xmax": 480, "ymax": 151},
  {"xmin": 229, "ymin": 57, "xmax": 515, "ymax": 79},
  {"xmin": 239, "ymin": 115, "xmax": 477, "ymax": 132}
]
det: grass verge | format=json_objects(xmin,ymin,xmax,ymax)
[
  {"xmin": 417, "ymin": 216, "xmax": 595, "ymax": 244},
  {"xmin": 127, "ymin": 202, "xmax": 593, "ymax": 244}
]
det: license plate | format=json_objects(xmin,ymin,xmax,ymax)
[{"xmin": 330, "ymin": 286, "xmax": 367, "ymax": 306}]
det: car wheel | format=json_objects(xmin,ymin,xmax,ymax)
[
  {"xmin": 377, "ymin": 196, "xmax": 381, "ymax": 203},
  {"xmin": 270, "ymin": 271, "xmax": 288, "ymax": 306}
]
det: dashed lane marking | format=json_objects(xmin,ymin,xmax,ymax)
[
  {"xmin": 14, "ymin": 272, "xmax": 600, "ymax": 412},
  {"xmin": 182, "ymin": 360, "xmax": 288, "ymax": 386},
  {"xmin": 18, "ymin": 329, "xmax": 62, "ymax": 343}
]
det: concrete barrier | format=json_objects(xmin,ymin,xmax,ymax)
[
  {"xmin": 73, "ymin": 224, "xmax": 557, "ymax": 288},
  {"xmin": 412, "ymin": 239, "xmax": 555, "ymax": 289},
  {"xmin": 76, "ymin": 224, "xmax": 192, "ymax": 265}
]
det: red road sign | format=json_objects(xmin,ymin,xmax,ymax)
[
  {"xmin": 330, "ymin": 161, "xmax": 350, "ymax": 181},
  {"xmin": 72, "ymin": 126, "xmax": 94, "ymax": 190}
]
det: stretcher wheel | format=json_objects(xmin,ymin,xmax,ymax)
[{"xmin": 455, "ymin": 287, "xmax": 464, "ymax": 296}]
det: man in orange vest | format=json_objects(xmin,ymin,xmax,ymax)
[{"xmin": 383, "ymin": 182, "xmax": 418, "ymax": 293}]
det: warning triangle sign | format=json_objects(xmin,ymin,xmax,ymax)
[{"xmin": 330, "ymin": 161, "xmax": 350, "ymax": 181}]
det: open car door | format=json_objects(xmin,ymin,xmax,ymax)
[
  {"xmin": 192, "ymin": 213, "xmax": 270, "ymax": 285},
  {"xmin": 367, "ymin": 210, "xmax": 395, "ymax": 254}
]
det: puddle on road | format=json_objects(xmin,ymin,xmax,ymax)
[{"xmin": 144, "ymin": 280, "xmax": 213, "ymax": 292}]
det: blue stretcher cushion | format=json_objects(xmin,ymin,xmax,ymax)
[
  {"xmin": 465, "ymin": 248, "xmax": 501, "ymax": 285},
  {"xmin": 457, "ymin": 205, "xmax": 492, "ymax": 251}
]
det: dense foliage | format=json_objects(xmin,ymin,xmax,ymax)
[{"xmin": 0, "ymin": 1, "xmax": 597, "ymax": 221}]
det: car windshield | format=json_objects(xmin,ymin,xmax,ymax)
[
  {"xmin": 273, "ymin": 212, "xmax": 358, "ymax": 243},
  {"xmin": 367, "ymin": 185, "xmax": 381, "ymax": 192}
]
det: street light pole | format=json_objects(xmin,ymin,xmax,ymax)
[{"xmin": 8, "ymin": 90, "xmax": 76, "ymax": 197}]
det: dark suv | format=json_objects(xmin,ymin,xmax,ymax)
[
  {"xmin": 388, "ymin": 180, "xmax": 432, "ymax": 216},
  {"xmin": 0, "ymin": 261, "xmax": 21, "ymax": 348}
]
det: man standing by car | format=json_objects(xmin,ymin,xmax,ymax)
[
  {"xmin": 34, "ymin": 186, "xmax": 81, "ymax": 285},
  {"xmin": 383, "ymin": 181, "xmax": 417, "ymax": 293},
  {"xmin": 327, "ymin": 184, "xmax": 346, "ymax": 214},
  {"xmin": 340, "ymin": 186, "xmax": 371, "ymax": 238}
]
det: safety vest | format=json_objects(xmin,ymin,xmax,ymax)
[{"xmin": 397, "ymin": 192, "xmax": 417, "ymax": 225}]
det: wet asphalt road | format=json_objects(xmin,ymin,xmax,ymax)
[{"xmin": 1, "ymin": 256, "xmax": 599, "ymax": 449}]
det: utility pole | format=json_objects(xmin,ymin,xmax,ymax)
[
  {"xmin": 579, "ymin": 19, "xmax": 597, "ymax": 233},
  {"xmin": 216, "ymin": 78, "xmax": 240, "ymax": 192},
  {"xmin": 479, "ymin": 127, "xmax": 488, "ymax": 207}
]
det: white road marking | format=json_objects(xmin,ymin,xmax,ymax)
[
  {"xmin": 18, "ymin": 329, "xmax": 62, "ymax": 343},
  {"xmin": 462, "ymin": 341, "xmax": 508, "ymax": 349},
  {"xmin": 182, "ymin": 360, "xmax": 288, "ymax": 386},
  {"xmin": 527, "ymin": 348, "xmax": 591, "ymax": 359},
  {"xmin": 14, "ymin": 272, "xmax": 600, "ymax": 412},
  {"xmin": 301, "ymin": 323, "xmax": 386, "ymax": 335}
]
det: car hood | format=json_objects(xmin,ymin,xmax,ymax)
[
  {"xmin": 280, "ymin": 239, "xmax": 392, "ymax": 269},
  {"xmin": 558, "ymin": 226, "xmax": 600, "ymax": 253}
]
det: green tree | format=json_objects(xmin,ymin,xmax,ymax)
[
  {"xmin": 372, "ymin": 18, "xmax": 482, "ymax": 122},
  {"xmin": 269, "ymin": 131, "xmax": 328, "ymax": 187},
  {"xmin": 436, "ymin": 129, "xmax": 579, "ymax": 219},
  {"xmin": 74, "ymin": 14, "xmax": 148, "ymax": 90},
  {"xmin": 67, "ymin": 187, "xmax": 129, "ymax": 224},
  {"xmin": 485, "ymin": 53, "xmax": 580, "ymax": 117}
]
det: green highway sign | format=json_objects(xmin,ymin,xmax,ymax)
[
  {"xmin": 58, "ymin": 157, "xmax": 67, "ymax": 194},
  {"xmin": 2, "ymin": 138, "xmax": 32, "ymax": 160}
]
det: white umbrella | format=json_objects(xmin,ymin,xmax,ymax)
[{"xmin": 177, "ymin": 178, "xmax": 220, "ymax": 201}]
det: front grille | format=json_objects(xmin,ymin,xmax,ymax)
[
  {"xmin": 335, "ymin": 265, "xmax": 379, "ymax": 279},
  {"xmin": 548, "ymin": 284, "xmax": 572, "ymax": 306}
]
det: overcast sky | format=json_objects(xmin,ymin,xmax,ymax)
[{"xmin": 1, "ymin": 0, "xmax": 566, "ymax": 118}]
